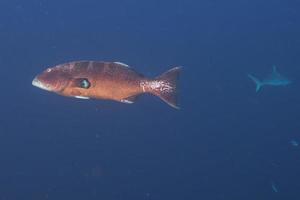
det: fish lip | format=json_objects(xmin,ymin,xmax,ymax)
[{"xmin": 32, "ymin": 77, "xmax": 50, "ymax": 91}]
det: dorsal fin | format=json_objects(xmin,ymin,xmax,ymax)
[{"xmin": 272, "ymin": 65, "xmax": 278, "ymax": 74}]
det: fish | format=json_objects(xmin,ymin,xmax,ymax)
[
  {"xmin": 290, "ymin": 139, "xmax": 299, "ymax": 147},
  {"xmin": 32, "ymin": 61, "xmax": 181, "ymax": 109},
  {"xmin": 248, "ymin": 66, "xmax": 291, "ymax": 92}
]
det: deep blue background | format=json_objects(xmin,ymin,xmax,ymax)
[{"xmin": 0, "ymin": 0, "xmax": 300, "ymax": 199}]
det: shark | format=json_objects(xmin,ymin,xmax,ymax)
[{"xmin": 248, "ymin": 66, "xmax": 291, "ymax": 92}]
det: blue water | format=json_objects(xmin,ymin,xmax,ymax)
[{"xmin": 1, "ymin": 0, "xmax": 300, "ymax": 199}]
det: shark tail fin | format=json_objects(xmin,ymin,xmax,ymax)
[{"xmin": 248, "ymin": 74, "xmax": 262, "ymax": 92}]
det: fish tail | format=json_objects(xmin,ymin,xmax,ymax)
[
  {"xmin": 248, "ymin": 74, "xmax": 262, "ymax": 92},
  {"xmin": 141, "ymin": 67, "xmax": 181, "ymax": 109}
]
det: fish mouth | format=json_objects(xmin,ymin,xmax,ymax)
[{"xmin": 32, "ymin": 77, "xmax": 51, "ymax": 91}]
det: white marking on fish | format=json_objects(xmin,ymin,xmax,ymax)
[
  {"xmin": 114, "ymin": 62, "xmax": 130, "ymax": 68},
  {"xmin": 74, "ymin": 96, "xmax": 90, "ymax": 99},
  {"xmin": 140, "ymin": 81, "xmax": 146, "ymax": 92},
  {"xmin": 120, "ymin": 99, "xmax": 134, "ymax": 104},
  {"xmin": 87, "ymin": 61, "xmax": 94, "ymax": 70},
  {"xmin": 32, "ymin": 78, "xmax": 51, "ymax": 91},
  {"xmin": 140, "ymin": 80, "xmax": 173, "ymax": 93}
]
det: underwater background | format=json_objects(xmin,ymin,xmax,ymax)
[{"xmin": 0, "ymin": 0, "xmax": 300, "ymax": 199}]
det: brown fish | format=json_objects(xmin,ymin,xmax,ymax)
[{"xmin": 32, "ymin": 61, "xmax": 181, "ymax": 108}]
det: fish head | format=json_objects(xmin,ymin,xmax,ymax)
[
  {"xmin": 283, "ymin": 79, "xmax": 292, "ymax": 85},
  {"xmin": 273, "ymin": 79, "xmax": 291, "ymax": 86},
  {"xmin": 32, "ymin": 66, "xmax": 71, "ymax": 93},
  {"xmin": 33, "ymin": 63, "xmax": 93, "ymax": 98}
]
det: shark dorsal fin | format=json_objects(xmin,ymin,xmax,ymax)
[
  {"xmin": 272, "ymin": 65, "xmax": 277, "ymax": 73},
  {"xmin": 271, "ymin": 65, "xmax": 282, "ymax": 78}
]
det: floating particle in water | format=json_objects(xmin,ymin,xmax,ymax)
[
  {"xmin": 271, "ymin": 181, "xmax": 278, "ymax": 193},
  {"xmin": 145, "ymin": 193, "xmax": 151, "ymax": 199},
  {"xmin": 290, "ymin": 139, "xmax": 299, "ymax": 147}
]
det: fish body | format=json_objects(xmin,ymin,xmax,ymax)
[
  {"xmin": 32, "ymin": 61, "xmax": 181, "ymax": 108},
  {"xmin": 248, "ymin": 66, "xmax": 291, "ymax": 92}
]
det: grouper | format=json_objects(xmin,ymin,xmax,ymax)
[{"xmin": 32, "ymin": 61, "xmax": 181, "ymax": 109}]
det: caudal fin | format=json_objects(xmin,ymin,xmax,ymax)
[
  {"xmin": 248, "ymin": 74, "xmax": 262, "ymax": 92},
  {"xmin": 147, "ymin": 67, "xmax": 181, "ymax": 109}
]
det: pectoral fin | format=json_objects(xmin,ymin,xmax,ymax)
[
  {"xmin": 120, "ymin": 95, "xmax": 139, "ymax": 104},
  {"xmin": 75, "ymin": 96, "xmax": 90, "ymax": 99}
]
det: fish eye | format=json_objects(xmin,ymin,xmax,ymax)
[
  {"xmin": 73, "ymin": 78, "xmax": 91, "ymax": 89},
  {"xmin": 80, "ymin": 78, "xmax": 91, "ymax": 89}
]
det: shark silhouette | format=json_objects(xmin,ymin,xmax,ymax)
[{"xmin": 248, "ymin": 66, "xmax": 291, "ymax": 92}]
